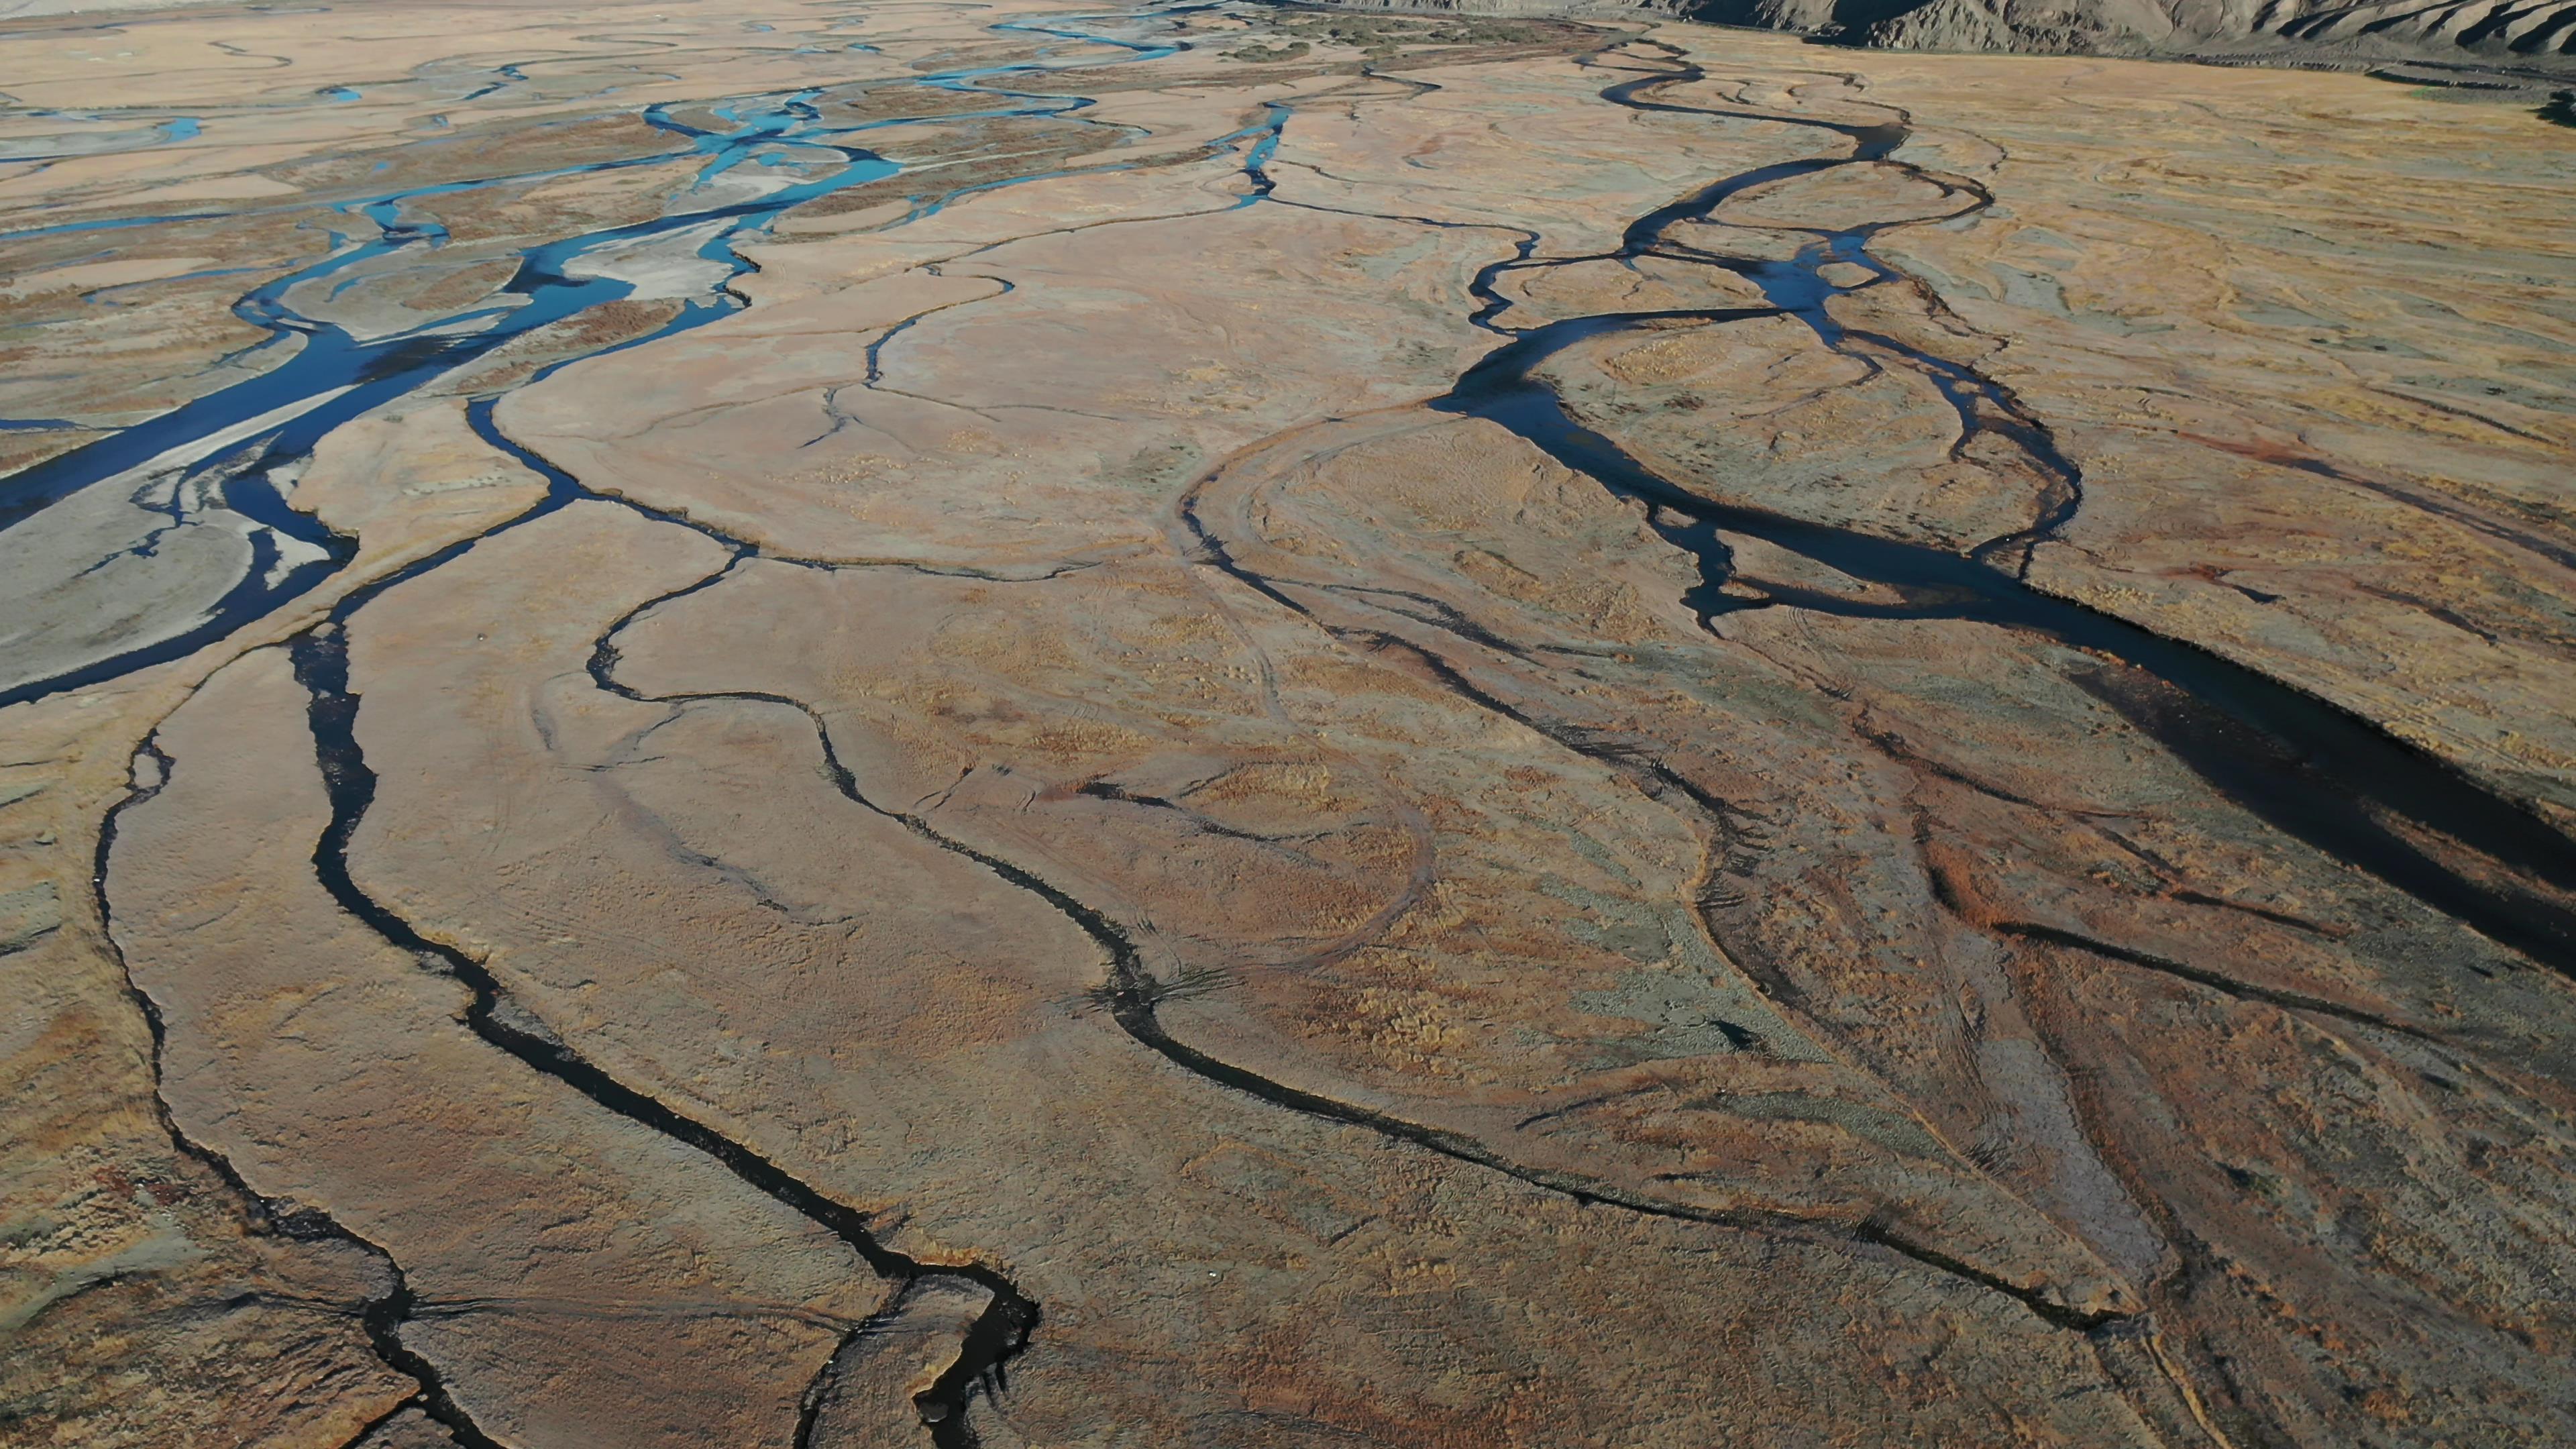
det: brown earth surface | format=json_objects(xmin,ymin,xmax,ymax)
[{"xmin": 4, "ymin": 3, "xmax": 2574, "ymax": 1447}]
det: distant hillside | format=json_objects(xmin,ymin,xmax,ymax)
[{"xmin": 1317, "ymin": 0, "xmax": 2576, "ymax": 69}]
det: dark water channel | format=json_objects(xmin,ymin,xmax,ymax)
[
  {"xmin": 51, "ymin": 10, "xmax": 2576, "ymax": 1442},
  {"xmin": 0, "ymin": 7, "xmax": 1197, "ymax": 710},
  {"xmin": 1430, "ymin": 44, "xmax": 2576, "ymax": 975},
  {"xmin": 54, "ymin": 9, "xmax": 1203, "ymax": 1443}
]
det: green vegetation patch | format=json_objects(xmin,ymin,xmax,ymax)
[{"xmin": 1224, "ymin": 40, "xmax": 1313, "ymax": 62}]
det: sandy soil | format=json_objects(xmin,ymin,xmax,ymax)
[{"xmin": 5, "ymin": 3, "xmax": 2574, "ymax": 1446}]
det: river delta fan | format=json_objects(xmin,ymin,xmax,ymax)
[{"xmin": 5, "ymin": 3, "xmax": 2575, "ymax": 1448}]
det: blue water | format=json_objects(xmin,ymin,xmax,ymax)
[
  {"xmin": 0, "ymin": 2, "xmax": 1230, "ymax": 709},
  {"xmin": 0, "ymin": 113, "xmax": 203, "ymax": 162},
  {"xmin": 1220, "ymin": 102, "xmax": 1288, "ymax": 208}
]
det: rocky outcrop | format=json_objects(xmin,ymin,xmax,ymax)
[{"xmin": 1326, "ymin": 0, "xmax": 2576, "ymax": 70}]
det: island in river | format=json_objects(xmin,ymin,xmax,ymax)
[{"xmin": 3, "ymin": 3, "xmax": 2575, "ymax": 1446}]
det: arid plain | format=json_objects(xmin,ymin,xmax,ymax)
[{"xmin": 4, "ymin": 2, "xmax": 2575, "ymax": 1446}]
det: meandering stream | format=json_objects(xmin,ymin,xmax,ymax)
[
  {"xmin": 0, "ymin": 5, "xmax": 1210, "ymax": 708},
  {"xmin": 40, "ymin": 4, "xmax": 2576, "ymax": 1440}
]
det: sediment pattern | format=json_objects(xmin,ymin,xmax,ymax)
[{"xmin": 5, "ymin": 3, "xmax": 2573, "ymax": 1446}]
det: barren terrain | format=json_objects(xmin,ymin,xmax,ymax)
[{"xmin": 4, "ymin": 3, "xmax": 2574, "ymax": 1446}]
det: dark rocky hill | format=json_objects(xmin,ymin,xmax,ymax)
[{"xmin": 1320, "ymin": 0, "xmax": 2576, "ymax": 72}]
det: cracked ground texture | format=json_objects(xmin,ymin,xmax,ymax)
[{"xmin": 3, "ymin": 1, "xmax": 2575, "ymax": 1446}]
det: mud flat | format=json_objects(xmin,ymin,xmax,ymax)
[{"xmin": 5, "ymin": 3, "xmax": 2574, "ymax": 1446}]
